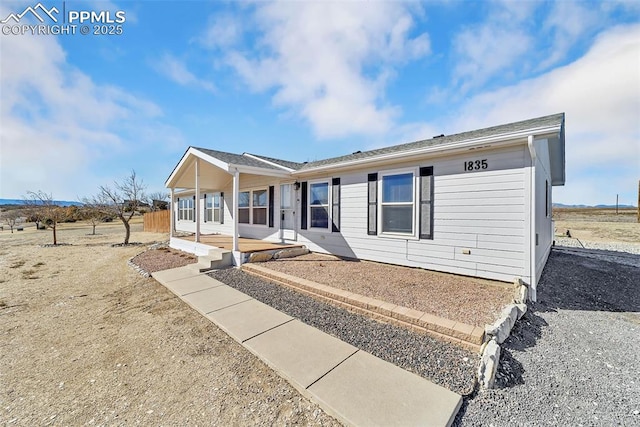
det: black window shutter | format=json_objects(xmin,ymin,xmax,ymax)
[
  {"xmin": 367, "ymin": 173, "xmax": 378, "ymax": 235},
  {"xmin": 177, "ymin": 198, "xmax": 180, "ymax": 221},
  {"xmin": 203, "ymin": 194, "xmax": 207, "ymax": 222},
  {"xmin": 220, "ymin": 192, "xmax": 224, "ymax": 224},
  {"xmin": 192, "ymin": 195, "xmax": 196, "ymax": 222},
  {"xmin": 301, "ymin": 182, "xmax": 308, "ymax": 230},
  {"xmin": 268, "ymin": 186, "xmax": 274, "ymax": 228},
  {"xmin": 419, "ymin": 167, "xmax": 434, "ymax": 239},
  {"xmin": 331, "ymin": 177, "xmax": 340, "ymax": 232}
]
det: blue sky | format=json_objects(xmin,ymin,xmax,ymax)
[{"xmin": 1, "ymin": 0, "xmax": 639, "ymax": 205}]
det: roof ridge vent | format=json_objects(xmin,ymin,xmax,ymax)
[{"xmin": 433, "ymin": 134, "xmax": 445, "ymax": 138}]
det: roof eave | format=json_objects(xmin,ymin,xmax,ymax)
[{"xmin": 293, "ymin": 124, "xmax": 563, "ymax": 176}]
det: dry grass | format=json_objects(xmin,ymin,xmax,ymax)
[{"xmin": 553, "ymin": 207, "xmax": 640, "ymax": 243}]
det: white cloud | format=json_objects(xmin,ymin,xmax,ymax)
[
  {"xmin": 153, "ymin": 53, "xmax": 216, "ymax": 93},
  {"xmin": 538, "ymin": 1, "xmax": 599, "ymax": 70},
  {"xmin": 197, "ymin": 13, "xmax": 242, "ymax": 49},
  {"xmin": 220, "ymin": 1, "xmax": 430, "ymax": 139},
  {"xmin": 448, "ymin": 24, "xmax": 640, "ymax": 205},
  {"xmin": 452, "ymin": 1, "xmax": 535, "ymax": 92},
  {"xmin": 0, "ymin": 31, "xmax": 180, "ymax": 199}
]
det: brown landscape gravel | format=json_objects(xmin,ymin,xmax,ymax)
[
  {"xmin": 262, "ymin": 253, "xmax": 513, "ymax": 327},
  {"xmin": 0, "ymin": 221, "xmax": 340, "ymax": 426},
  {"xmin": 130, "ymin": 245, "xmax": 197, "ymax": 272}
]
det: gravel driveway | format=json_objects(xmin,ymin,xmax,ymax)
[{"xmin": 455, "ymin": 248, "xmax": 640, "ymax": 426}]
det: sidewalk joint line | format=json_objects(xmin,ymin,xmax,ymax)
[
  {"xmin": 305, "ymin": 349, "xmax": 360, "ymax": 390},
  {"xmin": 241, "ymin": 318, "xmax": 296, "ymax": 343},
  {"xmin": 179, "ymin": 283, "xmax": 224, "ymax": 296},
  {"xmin": 203, "ymin": 297, "xmax": 254, "ymax": 314}
]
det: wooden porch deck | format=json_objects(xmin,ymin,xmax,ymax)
[{"xmin": 175, "ymin": 234, "xmax": 303, "ymax": 253}]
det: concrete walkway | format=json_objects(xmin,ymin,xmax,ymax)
[{"xmin": 153, "ymin": 266, "xmax": 462, "ymax": 427}]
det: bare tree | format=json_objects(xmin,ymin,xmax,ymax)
[
  {"xmin": 2, "ymin": 209, "xmax": 22, "ymax": 233},
  {"xmin": 80, "ymin": 194, "xmax": 110, "ymax": 235},
  {"xmin": 146, "ymin": 191, "xmax": 169, "ymax": 211},
  {"xmin": 94, "ymin": 170, "xmax": 147, "ymax": 245},
  {"xmin": 24, "ymin": 191, "xmax": 66, "ymax": 245}
]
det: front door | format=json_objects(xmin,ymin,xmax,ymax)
[{"xmin": 279, "ymin": 183, "xmax": 296, "ymax": 241}]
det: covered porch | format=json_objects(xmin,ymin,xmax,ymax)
[
  {"xmin": 171, "ymin": 233, "xmax": 304, "ymax": 255},
  {"xmin": 165, "ymin": 147, "xmax": 299, "ymax": 264}
]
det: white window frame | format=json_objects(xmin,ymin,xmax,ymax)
[
  {"xmin": 238, "ymin": 191, "xmax": 250, "ymax": 224},
  {"xmin": 238, "ymin": 188, "xmax": 268, "ymax": 226},
  {"xmin": 307, "ymin": 179, "xmax": 331, "ymax": 231},
  {"xmin": 252, "ymin": 188, "xmax": 268, "ymax": 226},
  {"xmin": 378, "ymin": 167, "xmax": 418, "ymax": 239},
  {"xmin": 205, "ymin": 192, "xmax": 222, "ymax": 224},
  {"xmin": 178, "ymin": 196, "xmax": 194, "ymax": 222}
]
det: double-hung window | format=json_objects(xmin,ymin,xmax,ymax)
[
  {"xmin": 205, "ymin": 194, "xmax": 213, "ymax": 222},
  {"xmin": 238, "ymin": 189, "xmax": 268, "ymax": 225},
  {"xmin": 252, "ymin": 190, "xmax": 267, "ymax": 225},
  {"xmin": 178, "ymin": 197, "xmax": 194, "ymax": 221},
  {"xmin": 380, "ymin": 171, "xmax": 415, "ymax": 235},
  {"xmin": 309, "ymin": 181, "xmax": 330, "ymax": 229},
  {"xmin": 238, "ymin": 191, "xmax": 250, "ymax": 224},
  {"xmin": 205, "ymin": 193, "xmax": 223, "ymax": 223}
]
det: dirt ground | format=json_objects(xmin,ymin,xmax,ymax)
[
  {"xmin": 0, "ymin": 220, "xmax": 339, "ymax": 426},
  {"xmin": 553, "ymin": 207, "xmax": 640, "ymax": 243},
  {"xmin": 2, "ymin": 208, "xmax": 637, "ymax": 425}
]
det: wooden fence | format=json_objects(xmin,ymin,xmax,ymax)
[{"xmin": 143, "ymin": 210, "xmax": 170, "ymax": 233}]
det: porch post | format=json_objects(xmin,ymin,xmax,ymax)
[
  {"xmin": 169, "ymin": 187, "xmax": 175, "ymax": 238},
  {"xmin": 232, "ymin": 168, "xmax": 239, "ymax": 253},
  {"xmin": 195, "ymin": 158, "xmax": 201, "ymax": 243}
]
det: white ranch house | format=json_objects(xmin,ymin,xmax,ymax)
[{"xmin": 166, "ymin": 113, "xmax": 565, "ymax": 301}]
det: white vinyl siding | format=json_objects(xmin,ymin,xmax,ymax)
[{"xmin": 295, "ymin": 145, "xmax": 528, "ymax": 284}]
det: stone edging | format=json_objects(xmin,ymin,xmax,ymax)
[
  {"xmin": 477, "ymin": 279, "xmax": 529, "ymax": 389},
  {"xmin": 128, "ymin": 255, "xmax": 151, "ymax": 278},
  {"xmin": 126, "ymin": 241, "xmax": 168, "ymax": 279},
  {"xmin": 241, "ymin": 263, "xmax": 484, "ymax": 352}
]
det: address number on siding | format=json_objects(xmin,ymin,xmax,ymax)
[{"xmin": 464, "ymin": 159, "xmax": 488, "ymax": 171}]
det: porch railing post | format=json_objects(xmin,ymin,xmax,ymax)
[
  {"xmin": 233, "ymin": 169, "xmax": 239, "ymax": 253},
  {"xmin": 169, "ymin": 187, "xmax": 175, "ymax": 238},
  {"xmin": 195, "ymin": 158, "xmax": 201, "ymax": 243}
]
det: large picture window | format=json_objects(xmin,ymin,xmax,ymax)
[
  {"xmin": 381, "ymin": 172, "xmax": 414, "ymax": 235},
  {"xmin": 309, "ymin": 182, "xmax": 329, "ymax": 229},
  {"xmin": 238, "ymin": 189, "xmax": 268, "ymax": 225}
]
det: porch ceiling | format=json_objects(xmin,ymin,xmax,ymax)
[{"xmin": 171, "ymin": 157, "xmax": 232, "ymax": 190}]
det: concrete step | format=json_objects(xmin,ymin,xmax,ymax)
[{"xmin": 188, "ymin": 249, "xmax": 233, "ymax": 273}]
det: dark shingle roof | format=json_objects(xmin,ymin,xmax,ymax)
[
  {"xmin": 298, "ymin": 113, "xmax": 564, "ymax": 171},
  {"xmin": 192, "ymin": 113, "xmax": 564, "ymax": 173},
  {"xmin": 245, "ymin": 153, "xmax": 305, "ymax": 170},
  {"xmin": 193, "ymin": 147, "xmax": 285, "ymax": 171}
]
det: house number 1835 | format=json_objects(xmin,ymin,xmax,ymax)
[{"xmin": 464, "ymin": 159, "xmax": 488, "ymax": 171}]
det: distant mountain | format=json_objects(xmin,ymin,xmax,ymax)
[
  {"xmin": 553, "ymin": 203, "xmax": 636, "ymax": 208},
  {"xmin": 0, "ymin": 198, "xmax": 83, "ymax": 207}
]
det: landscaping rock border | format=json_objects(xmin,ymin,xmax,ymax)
[{"xmin": 477, "ymin": 278, "xmax": 530, "ymax": 389}]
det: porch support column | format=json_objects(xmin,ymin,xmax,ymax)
[
  {"xmin": 195, "ymin": 158, "xmax": 201, "ymax": 243},
  {"xmin": 232, "ymin": 168, "xmax": 239, "ymax": 253},
  {"xmin": 169, "ymin": 187, "xmax": 175, "ymax": 238}
]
